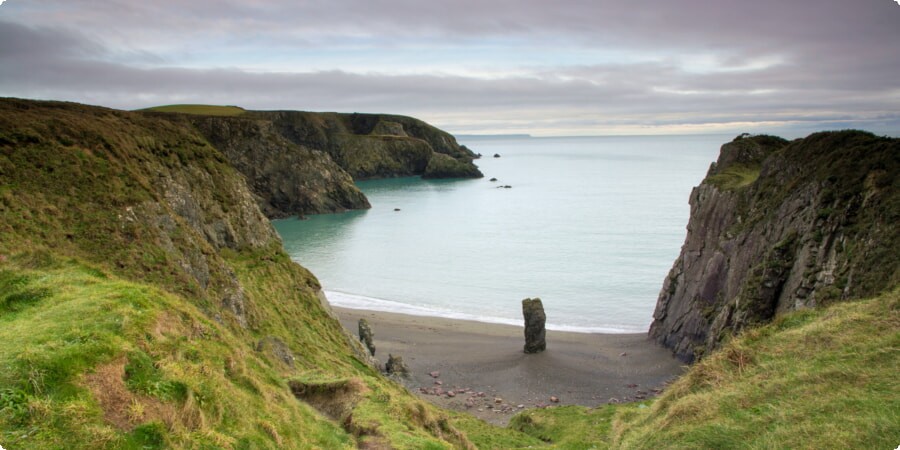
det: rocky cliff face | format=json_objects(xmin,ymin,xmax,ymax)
[
  {"xmin": 0, "ymin": 98, "xmax": 280, "ymax": 328},
  {"xmin": 157, "ymin": 109, "xmax": 481, "ymax": 218},
  {"xmin": 187, "ymin": 115, "xmax": 370, "ymax": 218},
  {"xmin": 650, "ymin": 131, "xmax": 899, "ymax": 362}
]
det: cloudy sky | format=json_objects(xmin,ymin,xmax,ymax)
[{"xmin": 1, "ymin": 0, "xmax": 898, "ymax": 135}]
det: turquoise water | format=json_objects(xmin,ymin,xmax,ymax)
[{"xmin": 274, "ymin": 135, "xmax": 726, "ymax": 332}]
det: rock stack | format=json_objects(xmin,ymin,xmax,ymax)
[
  {"xmin": 522, "ymin": 298, "xmax": 546, "ymax": 353},
  {"xmin": 358, "ymin": 318, "xmax": 375, "ymax": 356}
]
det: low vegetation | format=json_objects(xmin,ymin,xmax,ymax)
[
  {"xmin": 504, "ymin": 288, "xmax": 900, "ymax": 449},
  {"xmin": 141, "ymin": 104, "xmax": 247, "ymax": 116},
  {"xmin": 705, "ymin": 164, "xmax": 760, "ymax": 190}
]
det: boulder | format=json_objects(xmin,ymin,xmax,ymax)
[
  {"xmin": 386, "ymin": 354, "xmax": 409, "ymax": 376},
  {"xmin": 522, "ymin": 298, "xmax": 546, "ymax": 353}
]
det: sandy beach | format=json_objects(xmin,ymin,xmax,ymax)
[{"xmin": 334, "ymin": 307, "xmax": 685, "ymax": 425}]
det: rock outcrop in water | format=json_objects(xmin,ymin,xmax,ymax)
[{"xmin": 650, "ymin": 131, "xmax": 899, "ymax": 362}]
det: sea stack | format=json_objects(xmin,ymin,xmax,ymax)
[
  {"xmin": 522, "ymin": 298, "xmax": 547, "ymax": 353},
  {"xmin": 358, "ymin": 318, "xmax": 376, "ymax": 356}
]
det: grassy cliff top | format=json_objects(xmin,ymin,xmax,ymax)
[{"xmin": 141, "ymin": 104, "xmax": 247, "ymax": 116}]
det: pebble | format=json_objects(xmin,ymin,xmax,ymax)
[
  {"xmin": 429, "ymin": 371, "xmax": 440, "ymax": 378},
  {"xmin": 550, "ymin": 396, "xmax": 559, "ymax": 403}
]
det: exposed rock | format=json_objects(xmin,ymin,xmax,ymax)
[
  {"xmin": 385, "ymin": 354, "xmax": 409, "ymax": 376},
  {"xmin": 188, "ymin": 115, "xmax": 370, "ymax": 218},
  {"xmin": 358, "ymin": 318, "xmax": 375, "ymax": 356},
  {"xmin": 255, "ymin": 336, "xmax": 296, "ymax": 367},
  {"xmin": 423, "ymin": 152, "xmax": 483, "ymax": 179},
  {"xmin": 429, "ymin": 371, "xmax": 441, "ymax": 378},
  {"xmin": 489, "ymin": 178, "xmax": 498, "ymax": 182},
  {"xmin": 522, "ymin": 297, "xmax": 547, "ymax": 353},
  {"xmin": 493, "ymin": 153, "xmax": 501, "ymax": 158},
  {"xmin": 316, "ymin": 291, "xmax": 380, "ymax": 370},
  {"xmin": 550, "ymin": 396, "xmax": 559, "ymax": 403},
  {"xmin": 650, "ymin": 131, "xmax": 900, "ymax": 362}
]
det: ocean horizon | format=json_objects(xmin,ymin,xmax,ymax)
[{"xmin": 274, "ymin": 134, "xmax": 730, "ymax": 333}]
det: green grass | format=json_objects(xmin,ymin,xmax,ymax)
[
  {"xmin": 706, "ymin": 164, "xmax": 760, "ymax": 190},
  {"xmin": 0, "ymin": 257, "xmax": 353, "ymax": 449},
  {"xmin": 509, "ymin": 405, "xmax": 618, "ymax": 449},
  {"xmin": 0, "ymin": 98, "xmax": 506, "ymax": 449},
  {"xmin": 512, "ymin": 288, "xmax": 900, "ymax": 449},
  {"xmin": 141, "ymin": 104, "xmax": 247, "ymax": 116}
]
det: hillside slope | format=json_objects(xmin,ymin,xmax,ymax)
[
  {"xmin": 510, "ymin": 288, "xmax": 900, "ymax": 449},
  {"xmin": 0, "ymin": 98, "xmax": 519, "ymax": 449},
  {"xmin": 650, "ymin": 132, "xmax": 899, "ymax": 362}
]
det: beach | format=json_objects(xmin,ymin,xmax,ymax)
[{"xmin": 334, "ymin": 307, "xmax": 685, "ymax": 425}]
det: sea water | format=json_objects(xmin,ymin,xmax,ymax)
[{"xmin": 273, "ymin": 135, "xmax": 727, "ymax": 333}]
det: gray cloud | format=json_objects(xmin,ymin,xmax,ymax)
[{"xmin": 1, "ymin": 0, "xmax": 898, "ymax": 135}]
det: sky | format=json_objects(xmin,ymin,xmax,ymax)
[{"xmin": 1, "ymin": 0, "xmax": 899, "ymax": 136}]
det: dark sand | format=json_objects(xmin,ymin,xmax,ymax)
[{"xmin": 334, "ymin": 307, "xmax": 685, "ymax": 425}]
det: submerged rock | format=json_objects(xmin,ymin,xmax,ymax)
[
  {"xmin": 358, "ymin": 318, "xmax": 375, "ymax": 356},
  {"xmin": 522, "ymin": 298, "xmax": 547, "ymax": 353}
]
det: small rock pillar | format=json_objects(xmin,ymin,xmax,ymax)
[
  {"xmin": 358, "ymin": 318, "xmax": 375, "ymax": 356},
  {"xmin": 522, "ymin": 297, "xmax": 546, "ymax": 353}
]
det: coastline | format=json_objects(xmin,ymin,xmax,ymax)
[{"xmin": 333, "ymin": 306, "xmax": 685, "ymax": 426}]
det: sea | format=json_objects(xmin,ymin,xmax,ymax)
[{"xmin": 273, "ymin": 135, "xmax": 728, "ymax": 333}]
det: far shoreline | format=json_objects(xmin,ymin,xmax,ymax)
[{"xmin": 332, "ymin": 305, "xmax": 685, "ymax": 426}]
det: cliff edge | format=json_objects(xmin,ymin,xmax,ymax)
[
  {"xmin": 650, "ymin": 131, "xmax": 899, "ymax": 362},
  {"xmin": 0, "ymin": 98, "xmax": 496, "ymax": 448},
  {"xmin": 143, "ymin": 106, "xmax": 483, "ymax": 219}
]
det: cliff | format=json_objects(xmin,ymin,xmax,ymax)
[
  {"xmin": 650, "ymin": 131, "xmax": 899, "ymax": 362},
  {"xmin": 141, "ymin": 107, "xmax": 482, "ymax": 218},
  {"xmin": 0, "ymin": 98, "xmax": 510, "ymax": 448},
  {"xmin": 187, "ymin": 115, "xmax": 370, "ymax": 218},
  {"xmin": 257, "ymin": 110, "xmax": 483, "ymax": 179}
]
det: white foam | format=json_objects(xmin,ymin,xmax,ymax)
[{"xmin": 323, "ymin": 290, "xmax": 643, "ymax": 334}]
